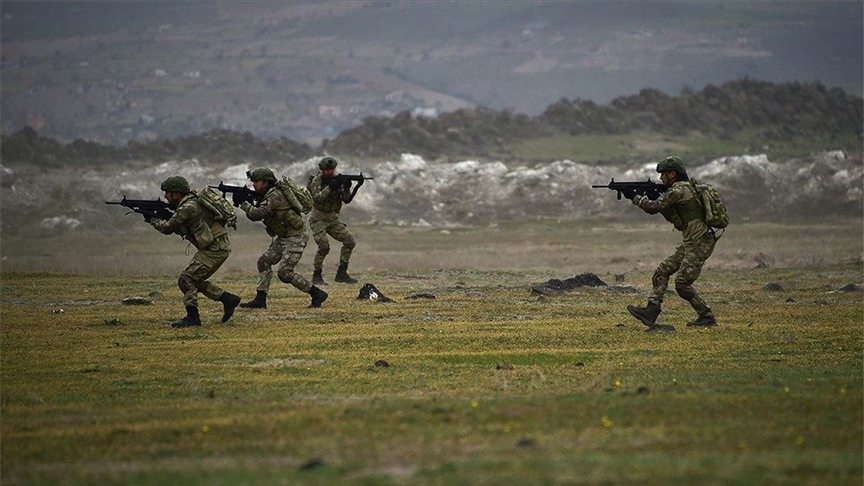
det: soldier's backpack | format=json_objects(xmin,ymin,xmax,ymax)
[
  {"xmin": 276, "ymin": 176, "xmax": 314, "ymax": 214},
  {"xmin": 690, "ymin": 180, "xmax": 729, "ymax": 229},
  {"xmin": 197, "ymin": 186, "xmax": 238, "ymax": 230}
]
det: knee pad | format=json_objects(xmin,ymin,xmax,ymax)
[
  {"xmin": 178, "ymin": 274, "xmax": 196, "ymax": 293},
  {"xmin": 343, "ymin": 236, "xmax": 356, "ymax": 250},
  {"xmin": 256, "ymin": 254, "xmax": 274, "ymax": 273},
  {"xmin": 652, "ymin": 267, "xmax": 670, "ymax": 287},
  {"xmin": 675, "ymin": 282, "xmax": 695, "ymax": 301},
  {"xmin": 277, "ymin": 268, "xmax": 296, "ymax": 284}
]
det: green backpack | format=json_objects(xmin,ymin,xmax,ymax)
[
  {"xmin": 197, "ymin": 186, "xmax": 238, "ymax": 230},
  {"xmin": 276, "ymin": 176, "xmax": 314, "ymax": 214},
  {"xmin": 690, "ymin": 180, "xmax": 729, "ymax": 229}
]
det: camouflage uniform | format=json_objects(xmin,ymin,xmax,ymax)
[
  {"xmin": 240, "ymin": 186, "xmax": 312, "ymax": 294},
  {"xmin": 307, "ymin": 172, "xmax": 357, "ymax": 272},
  {"xmin": 635, "ymin": 180, "xmax": 716, "ymax": 320},
  {"xmin": 150, "ymin": 192, "xmax": 231, "ymax": 308}
]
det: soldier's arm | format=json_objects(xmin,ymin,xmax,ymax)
[
  {"xmin": 634, "ymin": 185, "xmax": 684, "ymax": 215},
  {"xmin": 310, "ymin": 178, "xmax": 333, "ymax": 205},
  {"xmin": 150, "ymin": 204, "xmax": 192, "ymax": 235},
  {"xmin": 240, "ymin": 197, "xmax": 274, "ymax": 221}
]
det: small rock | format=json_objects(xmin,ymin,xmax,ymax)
[
  {"xmin": 839, "ymin": 283, "xmax": 861, "ymax": 292},
  {"xmin": 763, "ymin": 282, "xmax": 784, "ymax": 292},
  {"xmin": 122, "ymin": 296, "xmax": 152, "ymax": 305},
  {"xmin": 405, "ymin": 293, "xmax": 436, "ymax": 300},
  {"xmin": 299, "ymin": 458, "xmax": 325, "ymax": 470},
  {"xmin": 148, "ymin": 291, "xmax": 163, "ymax": 298},
  {"xmin": 496, "ymin": 363, "xmax": 513, "ymax": 370},
  {"xmin": 374, "ymin": 359, "xmax": 390, "ymax": 368},
  {"xmin": 785, "ymin": 297, "xmax": 796, "ymax": 303},
  {"xmin": 574, "ymin": 362, "xmax": 585, "ymax": 367},
  {"xmin": 515, "ymin": 438, "xmax": 535, "ymax": 448},
  {"xmin": 637, "ymin": 386, "xmax": 650, "ymax": 394},
  {"xmin": 615, "ymin": 274, "xmax": 625, "ymax": 282},
  {"xmin": 814, "ymin": 299, "xmax": 829, "ymax": 306},
  {"xmin": 51, "ymin": 308, "xmax": 65, "ymax": 314},
  {"xmin": 755, "ymin": 261, "xmax": 770, "ymax": 269}
]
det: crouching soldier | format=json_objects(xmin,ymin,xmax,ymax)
[
  {"xmin": 149, "ymin": 176, "xmax": 241, "ymax": 328},
  {"xmin": 627, "ymin": 156, "xmax": 718, "ymax": 328},
  {"xmin": 307, "ymin": 156, "xmax": 361, "ymax": 285},
  {"xmin": 236, "ymin": 168, "xmax": 328, "ymax": 309}
]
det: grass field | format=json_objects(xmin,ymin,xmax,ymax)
[{"xmin": 1, "ymin": 220, "xmax": 862, "ymax": 484}]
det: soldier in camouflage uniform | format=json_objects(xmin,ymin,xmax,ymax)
[
  {"xmin": 149, "ymin": 176, "xmax": 241, "ymax": 328},
  {"xmin": 627, "ymin": 157, "xmax": 718, "ymax": 328},
  {"xmin": 307, "ymin": 156, "xmax": 362, "ymax": 285},
  {"xmin": 235, "ymin": 168, "xmax": 328, "ymax": 309}
]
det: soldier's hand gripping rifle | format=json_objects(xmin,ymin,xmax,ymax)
[
  {"xmin": 105, "ymin": 196, "xmax": 173, "ymax": 221},
  {"xmin": 591, "ymin": 179, "xmax": 666, "ymax": 201},
  {"xmin": 210, "ymin": 182, "xmax": 262, "ymax": 207},
  {"xmin": 329, "ymin": 173, "xmax": 373, "ymax": 203}
]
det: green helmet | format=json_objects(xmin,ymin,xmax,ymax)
[
  {"xmin": 247, "ymin": 167, "xmax": 276, "ymax": 183},
  {"xmin": 160, "ymin": 175, "xmax": 190, "ymax": 194},
  {"xmin": 656, "ymin": 156, "xmax": 687, "ymax": 175},
  {"xmin": 318, "ymin": 156, "xmax": 338, "ymax": 170}
]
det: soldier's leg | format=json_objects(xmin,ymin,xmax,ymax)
[
  {"xmin": 327, "ymin": 220, "xmax": 356, "ymax": 265},
  {"xmin": 675, "ymin": 233, "xmax": 717, "ymax": 321},
  {"xmin": 310, "ymin": 218, "xmax": 331, "ymax": 272},
  {"xmin": 256, "ymin": 238, "xmax": 284, "ymax": 294},
  {"xmin": 276, "ymin": 233, "xmax": 313, "ymax": 293},
  {"xmin": 649, "ymin": 245, "xmax": 686, "ymax": 306}
]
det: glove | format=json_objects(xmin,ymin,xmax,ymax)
[
  {"xmin": 231, "ymin": 192, "xmax": 246, "ymax": 207},
  {"xmin": 632, "ymin": 195, "xmax": 647, "ymax": 206},
  {"xmin": 328, "ymin": 178, "xmax": 341, "ymax": 190}
]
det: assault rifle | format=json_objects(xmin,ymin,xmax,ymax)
[
  {"xmin": 105, "ymin": 197, "xmax": 173, "ymax": 220},
  {"xmin": 210, "ymin": 182, "xmax": 262, "ymax": 207},
  {"xmin": 592, "ymin": 179, "xmax": 666, "ymax": 201},
  {"xmin": 328, "ymin": 173, "xmax": 374, "ymax": 189}
]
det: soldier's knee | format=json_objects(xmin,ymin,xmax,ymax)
[
  {"xmin": 277, "ymin": 268, "xmax": 296, "ymax": 283},
  {"xmin": 675, "ymin": 282, "xmax": 695, "ymax": 301},
  {"xmin": 343, "ymin": 236, "xmax": 356, "ymax": 250},
  {"xmin": 256, "ymin": 254, "xmax": 273, "ymax": 273},
  {"xmin": 178, "ymin": 274, "xmax": 196, "ymax": 293},
  {"xmin": 652, "ymin": 267, "xmax": 670, "ymax": 286},
  {"xmin": 317, "ymin": 243, "xmax": 331, "ymax": 256}
]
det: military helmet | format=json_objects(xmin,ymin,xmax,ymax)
[
  {"xmin": 160, "ymin": 175, "xmax": 191, "ymax": 194},
  {"xmin": 656, "ymin": 156, "xmax": 687, "ymax": 175},
  {"xmin": 247, "ymin": 167, "xmax": 277, "ymax": 183},
  {"xmin": 318, "ymin": 156, "xmax": 338, "ymax": 170}
]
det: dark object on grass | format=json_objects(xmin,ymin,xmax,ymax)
[
  {"xmin": 405, "ymin": 292, "xmax": 436, "ymax": 300},
  {"xmin": 496, "ymin": 363, "xmax": 513, "ymax": 370},
  {"xmin": 299, "ymin": 458, "xmax": 325, "ymax": 470},
  {"xmin": 532, "ymin": 273, "xmax": 607, "ymax": 296},
  {"xmin": 645, "ymin": 324, "xmax": 675, "ymax": 333},
  {"xmin": 839, "ymin": 283, "xmax": 861, "ymax": 292},
  {"xmin": 763, "ymin": 282, "xmax": 784, "ymax": 291},
  {"xmin": 374, "ymin": 359, "xmax": 390, "ymax": 368},
  {"xmin": 122, "ymin": 297, "xmax": 152, "ymax": 306},
  {"xmin": 357, "ymin": 283, "xmax": 393, "ymax": 302}
]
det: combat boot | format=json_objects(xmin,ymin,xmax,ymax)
[
  {"xmin": 308, "ymin": 285, "xmax": 328, "ymax": 308},
  {"xmin": 334, "ymin": 262, "xmax": 358, "ymax": 284},
  {"xmin": 171, "ymin": 306, "xmax": 201, "ymax": 328},
  {"xmin": 627, "ymin": 302, "xmax": 662, "ymax": 327},
  {"xmin": 219, "ymin": 292, "xmax": 241, "ymax": 322},
  {"xmin": 687, "ymin": 315, "xmax": 717, "ymax": 327},
  {"xmin": 239, "ymin": 290, "xmax": 267, "ymax": 309},
  {"xmin": 312, "ymin": 269, "xmax": 328, "ymax": 286}
]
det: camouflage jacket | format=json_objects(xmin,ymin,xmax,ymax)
[
  {"xmin": 308, "ymin": 172, "xmax": 353, "ymax": 215},
  {"xmin": 635, "ymin": 180, "xmax": 708, "ymax": 242},
  {"xmin": 150, "ymin": 192, "xmax": 227, "ymax": 249},
  {"xmin": 240, "ymin": 186, "xmax": 305, "ymax": 238}
]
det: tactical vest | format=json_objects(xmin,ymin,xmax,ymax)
[
  {"xmin": 660, "ymin": 182, "xmax": 704, "ymax": 231},
  {"xmin": 309, "ymin": 173, "xmax": 344, "ymax": 214},
  {"xmin": 261, "ymin": 187, "xmax": 301, "ymax": 238}
]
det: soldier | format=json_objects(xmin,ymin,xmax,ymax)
[
  {"xmin": 307, "ymin": 156, "xmax": 362, "ymax": 285},
  {"xmin": 235, "ymin": 168, "xmax": 328, "ymax": 309},
  {"xmin": 149, "ymin": 176, "xmax": 241, "ymax": 328},
  {"xmin": 627, "ymin": 156, "xmax": 718, "ymax": 328}
]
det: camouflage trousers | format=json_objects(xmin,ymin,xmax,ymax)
[
  {"xmin": 256, "ymin": 233, "xmax": 312, "ymax": 294},
  {"xmin": 309, "ymin": 213, "xmax": 356, "ymax": 271},
  {"xmin": 648, "ymin": 230, "xmax": 717, "ymax": 318},
  {"xmin": 178, "ymin": 235, "xmax": 230, "ymax": 308}
]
